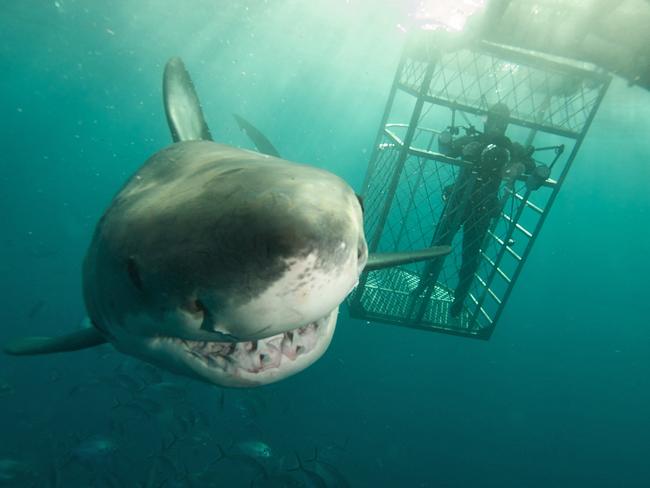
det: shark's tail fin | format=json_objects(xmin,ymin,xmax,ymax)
[{"xmin": 163, "ymin": 57, "xmax": 212, "ymax": 143}]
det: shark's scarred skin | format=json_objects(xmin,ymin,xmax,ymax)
[{"xmin": 4, "ymin": 58, "xmax": 450, "ymax": 387}]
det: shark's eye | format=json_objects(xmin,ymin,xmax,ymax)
[
  {"xmin": 126, "ymin": 257, "xmax": 143, "ymax": 291},
  {"xmin": 357, "ymin": 240, "xmax": 367, "ymax": 261},
  {"xmin": 355, "ymin": 193, "xmax": 364, "ymax": 213},
  {"xmin": 187, "ymin": 299, "xmax": 205, "ymax": 314}
]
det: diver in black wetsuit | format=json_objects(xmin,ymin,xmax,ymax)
[{"xmin": 419, "ymin": 103, "xmax": 535, "ymax": 318}]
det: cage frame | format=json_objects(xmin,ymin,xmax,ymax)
[{"xmin": 348, "ymin": 33, "xmax": 611, "ymax": 339}]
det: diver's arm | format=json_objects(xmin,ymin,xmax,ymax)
[
  {"xmin": 502, "ymin": 161, "xmax": 526, "ymax": 189},
  {"xmin": 439, "ymin": 131, "xmax": 477, "ymax": 158},
  {"xmin": 510, "ymin": 142, "xmax": 536, "ymax": 173}
]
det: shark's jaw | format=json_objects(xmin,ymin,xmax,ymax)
[
  {"xmin": 97, "ymin": 247, "xmax": 360, "ymax": 388},
  {"xmin": 110, "ymin": 308, "xmax": 337, "ymax": 388}
]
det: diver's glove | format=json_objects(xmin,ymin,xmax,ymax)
[{"xmin": 526, "ymin": 164, "xmax": 551, "ymax": 191}]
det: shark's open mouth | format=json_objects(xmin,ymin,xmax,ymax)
[{"xmin": 177, "ymin": 309, "xmax": 336, "ymax": 376}]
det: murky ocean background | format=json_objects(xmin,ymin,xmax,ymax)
[{"xmin": 1, "ymin": 1, "xmax": 649, "ymax": 487}]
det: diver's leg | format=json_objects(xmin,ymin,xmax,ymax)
[
  {"xmin": 418, "ymin": 207, "xmax": 459, "ymax": 288},
  {"xmin": 450, "ymin": 210, "xmax": 491, "ymax": 317},
  {"xmin": 417, "ymin": 171, "xmax": 470, "ymax": 291}
]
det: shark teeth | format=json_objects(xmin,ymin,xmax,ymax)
[{"xmin": 177, "ymin": 312, "xmax": 329, "ymax": 374}]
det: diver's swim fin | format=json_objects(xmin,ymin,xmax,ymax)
[
  {"xmin": 233, "ymin": 113, "xmax": 281, "ymax": 158},
  {"xmin": 365, "ymin": 246, "xmax": 452, "ymax": 271},
  {"xmin": 163, "ymin": 57, "xmax": 213, "ymax": 142},
  {"xmin": 3, "ymin": 327, "xmax": 106, "ymax": 356}
]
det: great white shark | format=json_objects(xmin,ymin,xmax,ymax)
[{"xmin": 3, "ymin": 57, "xmax": 450, "ymax": 388}]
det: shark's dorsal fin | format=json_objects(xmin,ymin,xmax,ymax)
[
  {"xmin": 233, "ymin": 113, "xmax": 281, "ymax": 158},
  {"xmin": 3, "ymin": 327, "xmax": 106, "ymax": 356},
  {"xmin": 163, "ymin": 57, "xmax": 212, "ymax": 142},
  {"xmin": 365, "ymin": 246, "xmax": 452, "ymax": 271}
]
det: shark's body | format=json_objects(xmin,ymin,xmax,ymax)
[{"xmin": 4, "ymin": 58, "xmax": 450, "ymax": 387}]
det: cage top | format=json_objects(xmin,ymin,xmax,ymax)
[
  {"xmin": 399, "ymin": 30, "xmax": 611, "ymax": 139},
  {"xmin": 404, "ymin": 29, "xmax": 608, "ymax": 82}
]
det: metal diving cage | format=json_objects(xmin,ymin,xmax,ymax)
[{"xmin": 348, "ymin": 30, "xmax": 611, "ymax": 339}]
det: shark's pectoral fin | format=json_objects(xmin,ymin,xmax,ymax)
[
  {"xmin": 3, "ymin": 327, "xmax": 107, "ymax": 356},
  {"xmin": 163, "ymin": 57, "xmax": 212, "ymax": 143},
  {"xmin": 233, "ymin": 113, "xmax": 281, "ymax": 158},
  {"xmin": 365, "ymin": 246, "xmax": 452, "ymax": 271}
]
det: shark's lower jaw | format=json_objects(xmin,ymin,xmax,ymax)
[{"xmin": 136, "ymin": 308, "xmax": 338, "ymax": 388}]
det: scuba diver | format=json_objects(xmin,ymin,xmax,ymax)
[{"xmin": 416, "ymin": 102, "xmax": 539, "ymax": 318}]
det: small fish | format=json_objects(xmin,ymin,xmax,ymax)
[
  {"xmin": 214, "ymin": 445, "xmax": 268, "ymax": 479},
  {"xmin": 251, "ymin": 472, "xmax": 303, "ymax": 488},
  {"xmin": 235, "ymin": 440, "xmax": 272, "ymax": 459},
  {"xmin": 149, "ymin": 381, "xmax": 186, "ymax": 399},
  {"xmin": 112, "ymin": 398, "xmax": 151, "ymax": 419},
  {"xmin": 289, "ymin": 452, "xmax": 327, "ymax": 488},
  {"xmin": 68, "ymin": 378, "xmax": 102, "ymax": 396},
  {"xmin": 133, "ymin": 397, "xmax": 163, "ymax": 415},
  {"xmin": 71, "ymin": 436, "xmax": 117, "ymax": 460},
  {"xmin": 314, "ymin": 456, "xmax": 350, "ymax": 488},
  {"xmin": 189, "ymin": 431, "xmax": 213, "ymax": 446},
  {"xmin": 116, "ymin": 373, "xmax": 144, "ymax": 392},
  {"xmin": 0, "ymin": 458, "xmax": 29, "ymax": 482},
  {"xmin": 231, "ymin": 396, "xmax": 259, "ymax": 420},
  {"xmin": 136, "ymin": 363, "xmax": 164, "ymax": 385}
]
